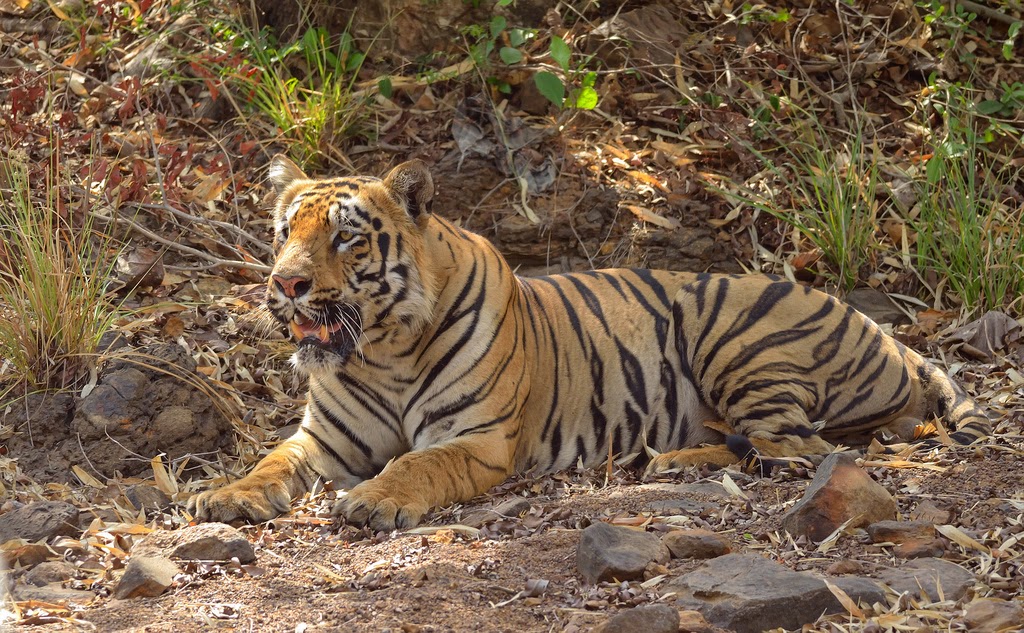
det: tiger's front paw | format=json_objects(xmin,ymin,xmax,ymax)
[
  {"xmin": 333, "ymin": 479, "xmax": 428, "ymax": 531},
  {"xmin": 190, "ymin": 477, "xmax": 292, "ymax": 524}
]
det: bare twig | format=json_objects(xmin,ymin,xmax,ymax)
[
  {"xmin": 90, "ymin": 208, "xmax": 271, "ymax": 273},
  {"xmin": 957, "ymin": 0, "xmax": 1020, "ymax": 25},
  {"xmin": 127, "ymin": 201, "xmax": 273, "ymax": 256},
  {"xmin": 0, "ymin": 18, "xmax": 50, "ymax": 34}
]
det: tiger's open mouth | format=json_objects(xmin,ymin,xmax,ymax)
[
  {"xmin": 289, "ymin": 312, "xmax": 346, "ymax": 344},
  {"xmin": 281, "ymin": 306, "xmax": 361, "ymax": 368}
]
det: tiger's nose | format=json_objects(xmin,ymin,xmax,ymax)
[{"xmin": 272, "ymin": 274, "xmax": 311, "ymax": 298}]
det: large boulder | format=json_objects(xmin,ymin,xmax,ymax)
[{"xmin": 665, "ymin": 553, "xmax": 886, "ymax": 633}]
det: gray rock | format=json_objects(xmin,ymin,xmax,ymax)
[
  {"xmin": 963, "ymin": 598, "xmax": 1024, "ymax": 633},
  {"xmin": 911, "ymin": 500, "xmax": 954, "ymax": 524},
  {"xmin": 585, "ymin": 5, "xmax": 692, "ymax": 67},
  {"xmin": 103, "ymin": 368, "xmax": 149, "ymax": 401},
  {"xmin": 867, "ymin": 520, "xmax": 935, "ymax": 544},
  {"xmin": 781, "ymin": 453, "xmax": 897, "ymax": 542},
  {"xmin": 826, "ymin": 559, "xmax": 865, "ymax": 575},
  {"xmin": 133, "ymin": 523, "xmax": 255, "ymax": 563},
  {"xmin": 662, "ymin": 529, "xmax": 731, "ymax": 559},
  {"xmin": 592, "ymin": 604, "xmax": 680, "ymax": 633},
  {"xmin": 678, "ymin": 610, "xmax": 715, "ymax": 633},
  {"xmin": 666, "ymin": 553, "xmax": 885, "ymax": 633},
  {"xmin": 24, "ymin": 561, "xmax": 77, "ymax": 587},
  {"xmin": 641, "ymin": 482, "xmax": 730, "ymax": 517},
  {"xmin": 0, "ymin": 502, "xmax": 80, "ymax": 544},
  {"xmin": 639, "ymin": 482, "xmax": 731, "ymax": 499},
  {"xmin": 2, "ymin": 543, "xmax": 50, "ymax": 568},
  {"xmin": 125, "ymin": 484, "xmax": 172, "ymax": 511},
  {"xmin": 14, "ymin": 582, "xmax": 94, "ymax": 604},
  {"xmin": 877, "ymin": 557, "xmax": 974, "ymax": 602},
  {"xmin": 114, "ymin": 556, "xmax": 179, "ymax": 599},
  {"xmin": 894, "ymin": 538, "xmax": 946, "ymax": 559},
  {"xmin": 645, "ymin": 498, "xmax": 711, "ymax": 515},
  {"xmin": 576, "ymin": 522, "xmax": 670, "ymax": 584}
]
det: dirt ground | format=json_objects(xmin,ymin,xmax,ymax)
[
  {"xmin": 31, "ymin": 439, "xmax": 1022, "ymax": 632},
  {"xmin": 2, "ymin": 0, "xmax": 1024, "ymax": 631}
]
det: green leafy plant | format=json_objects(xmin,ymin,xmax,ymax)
[
  {"xmin": 534, "ymin": 35, "xmax": 599, "ymax": 110},
  {"xmin": 0, "ymin": 154, "xmax": 123, "ymax": 394},
  {"xmin": 205, "ymin": 22, "xmax": 368, "ymax": 168},
  {"xmin": 461, "ymin": 9, "xmax": 597, "ymax": 111},
  {"xmin": 463, "ymin": 11, "xmax": 535, "ymax": 95},
  {"xmin": 976, "ymin": 81, "xmax": 1024, "ymax": 118},
  {"xmin": 736, "ymin": 3, "xmax": 792, "ymax": 25},
  {"xmin": 1002, "ymin": 21, "xmax": 1023, "ymax": 60},
  {"xmin": 908, "ymin": 92, "xmax": 1024, "ymax": 315}
]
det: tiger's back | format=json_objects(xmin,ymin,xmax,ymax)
[{"xmin": 192, "ymin": 158, "xmax": 990, "ymax": 530}]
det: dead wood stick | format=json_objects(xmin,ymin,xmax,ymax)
[
  {"xmin": 957, "ymin": 0, "xmax": 1020, "ymax": 25},
  {"xmin": 90, "ymin": 209, "xmax": 272, "ymax": 273},
  {"xmin": 128, "ymin": 201, "xmax": 274, "ymax": 256}
]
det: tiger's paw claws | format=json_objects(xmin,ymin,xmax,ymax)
[
  {"xmin": 334, "ymin": 481, "xmax": 427, "ymax": 531},
  {"xmin": 190, "ymin": 481, "xmax": 291, "ymax": 524}
]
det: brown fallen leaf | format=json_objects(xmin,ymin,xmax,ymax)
[{"xmin": 946, "ymin": 310, "xmax": 1021, "ymax": 361}]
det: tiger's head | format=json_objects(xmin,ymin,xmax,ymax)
[{"xmin": 266, "ymin": 155, "xmax": 437, "ymax": 374}]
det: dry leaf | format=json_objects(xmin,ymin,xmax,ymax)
[
  {"xmin": 720, "ymin": 473, "xmax": 748, "ymax": 500},
  {"xmin": 936, "ymin": 524, "xmax": 989, "ymax": 553},
  {"xmin": 404, "ymin": 524, "xmax": 481, "ymax": 539},
  {"xmin": 824, "ymin": 578, "xmax": 865, "ymax": 618},
  {"xmin": 150, "ymin": 455, "xmax": 178, "ymax": 495},
  {"xmin": 71, "ymin": 465, "xmax": 104, "ymax": 489},
  {"xmin": 947, "ymin": 310, "xmax": 1021, "ymax": 361},
  {"xmin": 625, "ymin": 205, "xmax": 681, "ymax": 230}
]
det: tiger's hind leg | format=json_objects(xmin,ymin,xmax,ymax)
[
  {"xmin": 645, "ymin": 432, "xmax": 835, "ymax": 474},
  {"xmin": 647, "ymin": 392, "xmax": 838, "ymax": 474}
]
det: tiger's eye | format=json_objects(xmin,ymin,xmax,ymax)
[{"xmin": 333, "ymin": 229, "xmax": 356, "ymax": 249}]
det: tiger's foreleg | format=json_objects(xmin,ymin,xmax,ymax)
[
  {"xmin": 336, "ymin": 434, "xmax": 514, "ymax": 531},
  {"xmin": 191, "ymin": 432, "xmax": 353, "ymax": 523}
]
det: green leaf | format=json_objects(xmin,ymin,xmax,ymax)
[
  {"xmin": 976, "ymin": 100, "xmax": 1005, "ymax": 115},
  {"xmin": 508, "ymin": 28, "xmax": 528, "ymax": 48},
  {"xmin": 499, "ymin": 47, "xmax": 523, "ymax": 64},
  {"xmin": 378, "ymin": 77, "xmax": 393, "ymax": 99},
  {"xmin": 534, "ymin": 71, "xmax": 564, "ymax": 107},
  {"xmin": 490, "ymin": 15, "xmax": 506, "ymax": 40},
  {"xmin": 925, "ymin": 155, "xmax": 943, "ymax": 185},
  {"xmin": 571, "ymin": 86, "xmax": 599, "ymax": 110},
  {"xmin": 549, "ymin": 35, "xmax": 571, "ymax": 71}
]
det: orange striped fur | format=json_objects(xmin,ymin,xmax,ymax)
[{"xmin": 192, "ymin": 158, "xmax": 990, "ymax": 530}]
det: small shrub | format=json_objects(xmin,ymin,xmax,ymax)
[
  {"xmin": 725, "ymin": 106, "xmax": 882, "ymax": 292},
  {"xmin": 0, "ymin": 155, "xmax": 122, "ymax": 395},
  {"xmin": 204, "ymin": 22, "xmax": 368, "ymax": 169},
  {"xmin": 907, "ymin": 88, "xmax": 1024, "ymax": 315}
]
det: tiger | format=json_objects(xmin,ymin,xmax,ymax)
[{"xmin": 191, "ymin": 156, "xmax": 991, "ymax": 531}]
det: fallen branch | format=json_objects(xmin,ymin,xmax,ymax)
[
  {"xmin": 128, "ymin": 201, "xmax": 274, "ymax": 257},
  {"xmin": 90, "ymin": 209, "xmax": 271, "ymax": 273},
  {"xmin": 957, "ymin": 0, "xmax": 1020, "ymax": 26}
]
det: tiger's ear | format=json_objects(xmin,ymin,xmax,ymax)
[
  {"xmin": 383, "ymin": 160, "xmax": 433, "ymax": 226},
  {"xmin": 268, "ymin": 154, "xmax": 308, "ymax": 193}
]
